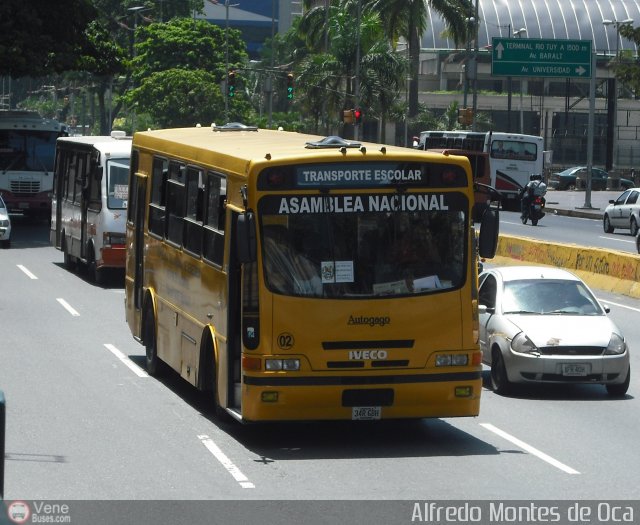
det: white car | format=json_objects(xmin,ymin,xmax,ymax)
[
  {"xmin": 0, "ymin": 194, "xmax": 11, "ymax": 248},
  {"xmin": 603, "ymin": 188, "xmax": 640, "ymax": 236},
  {"xmin": 478, "ymin": 266, "xmax": 630, "ymax": 397}
]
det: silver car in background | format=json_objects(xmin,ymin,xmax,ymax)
[
  {"xmin": 603, "ymin": 188, "xmax": 640, "ymax": 236},
  {"xmin": 0, "ymin": 194, "xmax": 11, "ymax": 248},
  {"xmin": 478, "ymin": 266, "xmax": 630, "ymax": 396}
]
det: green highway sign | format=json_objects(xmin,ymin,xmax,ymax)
[{"xmin": 491, "ymin": 38, "xmax": 592, "ymax": 78}]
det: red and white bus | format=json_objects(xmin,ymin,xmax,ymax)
[
  {"xmin": 0, "ymin": 110, "xmax": 68, "ymax": 218},
  {"xmin": 417, "ymin": 131, "xmax": 544, "ymax": 210}
]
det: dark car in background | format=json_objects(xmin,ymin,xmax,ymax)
[{"xmin": 548, "ymin": 166, "xmax": 634, "ymax": 191}]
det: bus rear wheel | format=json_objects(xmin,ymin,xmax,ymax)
[{"xmin": 88, "ymin": 248, "xmax": 106, "ymax": 286}]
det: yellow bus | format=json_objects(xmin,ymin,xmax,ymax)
[{"xmin": 125, "ymin": 124, "xmax": 499, "ymax": 423}]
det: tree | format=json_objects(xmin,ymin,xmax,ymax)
[
  {"xmin": 364, "ymin": 0, "xmax": 472, "ymax": 119},
  {"xmin": 125, "ymin": 17, "xmax": 250, "ymax": 128},
  {"xmin": 0, "ymin": 0, "xmax": 97, "ymax": 77},
  {"xmin": 613, "ymin": 25, "xmax": 640, "ymax": 94},
  {"xmin": 293, "ymin": 0, "xmax": 408, "ymax": 138}
]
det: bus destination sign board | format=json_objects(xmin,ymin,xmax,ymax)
[{"xmin": 491, "ymin": 38, "xmax": 592, "ymax": 78}]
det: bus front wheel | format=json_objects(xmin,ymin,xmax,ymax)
[{"xmin": 144, "ymin": 307, "xmax": 162, "ymax": 376}]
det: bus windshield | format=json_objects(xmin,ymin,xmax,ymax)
[
  {"xmin": 260, "ymin": 195, "xmax": 466, "ymax": 298},
  {"xmin": 0, "ymin": 129, "xmax": 59, "ymax": 172},
  {"xmin": 107, "ymin": 159, "xmax": 130, "ymax": 209}
]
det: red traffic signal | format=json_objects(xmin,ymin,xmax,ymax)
[{"xmin": 353, "ymin": 107, "xmax": 362, "ymax": 124}]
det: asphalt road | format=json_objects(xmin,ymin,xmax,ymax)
[{"xmin": 1, "ymin": 215, "xmax": 639, "ymax": 524}]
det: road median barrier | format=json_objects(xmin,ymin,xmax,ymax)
[
  {"xmin": 490, "ymin": 234, "xmax": 640, "ymax": 299},
  {"xmin": 1, "ymin": 390, "xmax": 4, "ymax": 499}
]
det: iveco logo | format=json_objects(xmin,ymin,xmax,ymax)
[{"xmin": 349, "ymin": 350, "xmax": 388, "ymax": 360}]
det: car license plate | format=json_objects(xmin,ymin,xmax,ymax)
[
  {"xmin": 18, "ymin": 202, "xmax": 29, "ymax": 209},
  {"xmin": 352, "ymin": 407, "xmax": 381, "ymax": 420},
  {"xmin": 562, "ymin": 363, "xmax": 589, "ymax": 376},
  {"xmin": 534, "ymin": 205, "xmax": 541, "ymax": 210}
]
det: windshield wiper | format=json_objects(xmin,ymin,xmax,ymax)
[{"xmin": 503, "ymin": 310, "xmax": 538, "ymax": 315}]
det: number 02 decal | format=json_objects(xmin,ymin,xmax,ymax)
[{"xmin": 277, "ymin": 332, "xmax": 295, "ymax": 350}]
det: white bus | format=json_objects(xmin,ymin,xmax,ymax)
[
  {"xmin": 0, "ymin": 110, "xmax": 68, "ymax": 219},
  {"xmin": 50, "ymin": 132, "xmax": 131, "ymax": 284},
  {"xmin": 417, "ymin": 131, "xmax": 544, "ymax": 210}
]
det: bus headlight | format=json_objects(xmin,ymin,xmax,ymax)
[
  {"xmin": 265, "ymin": 358, "xmax": 300, "ymax": 371},
  {"xmin": 435, "ymin": 354, "xmax": 469, "ymax": 367}
]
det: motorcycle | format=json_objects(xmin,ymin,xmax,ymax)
[{"xmin": 521, "ymin": 194, "xmax": 546, "ymax": 226}]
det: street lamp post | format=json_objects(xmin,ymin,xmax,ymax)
[
  {"xmin": 513, "ymin": 28, "xmax": 527, "ymax": 133},
  {"xmin": 602, "ymin": 18, "xmax": 633, "ymax": 171}
]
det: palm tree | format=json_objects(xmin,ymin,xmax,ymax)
[
  {"xmin": 363, "ymin": 0, "xmax": 473, "ymax": 119},
  {"xmin": 296, "ymin": 0, "xmax": 408, "ymax": 138}
]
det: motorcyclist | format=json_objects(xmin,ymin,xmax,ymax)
[{"xmin": 521, "ymin": 174, "xmax": 547, "ymax": 220}]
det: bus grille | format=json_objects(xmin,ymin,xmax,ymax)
[{"xmin": 10, "ymin": 180, "xmax": 41, "ymax": 196}]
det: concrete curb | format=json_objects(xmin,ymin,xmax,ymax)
[{"xmin": 493, "ymin": 234, "xmax": 640, "ymax": 299}]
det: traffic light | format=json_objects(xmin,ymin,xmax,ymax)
[
  {"xmin": 286, "ymin": 73, "xmax": 294, "ymax": 100},
  {"xmin": 457, "ymin": 107, "xmax": 473, "ymax": 126},
  {"xmin": 342, "ymin": 109, "xmax": 354, "ymax": 124},
  {"xmin": 227, "ymin": 70, "xmax": 236, "ymax": 98},
  {"xmin": 353, "ymin": 107, "xmax": 362, "ymax": 124}
]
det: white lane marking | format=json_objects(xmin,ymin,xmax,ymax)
[
  {"xmin": 599, "ymin": 299, "xmax": 640, "ymax": 313},
  {"xmin": 17, "ymin": 264, "xmax": 38, "ymax": 279},
  {"xmin": 198, "ymin": 434, "xmax": 255, "ymax": 489},
  {"xmin": 480, "ymin": 423, "xmax": 580, "ymax": 475},
  {"xmin": 104, "ymin": 344, "xmax": 149, "ymax": 378},
  {"xmin": 56, "ymin": 298, "xmax": 80, "ymax": 317},
  {"xmin": 598, "ymin": 235, "xmax": 634, "ymax": 244}
]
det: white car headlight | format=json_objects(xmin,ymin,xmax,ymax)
[
  {"xmin": 605, "ymin": 333, "xmax": 626, "ymax": 355},
  {"xmin": 511, "ymin": 332, "xmax": 539, "ymax": 354}
]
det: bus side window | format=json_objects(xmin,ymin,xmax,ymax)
[
  {"xmin": 166, "ymin": 162, "xmax": 186, "ymax": 246},
  {"xmin": 202, "ymin": 171, "xmax": 225, "ymax": 267},
  {"xmin": 148, "ymin": 156, "xmax": 167, "ymax": 237},
  {"xmin": 183, "ymin": 166, "xmax": 203, "ymax": 257},
  {"xmin": 88, "ymin": 161, "xmax": 102, "ymax": 210}
]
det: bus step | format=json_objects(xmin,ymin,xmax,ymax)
[{"xmin": 233, "ymin": 382, "xmax": 242, "ymax": 409}]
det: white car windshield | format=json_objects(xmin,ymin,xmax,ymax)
[{"xmin": 502, "ymin": 279, "xmax": 603, "ymax": 315}]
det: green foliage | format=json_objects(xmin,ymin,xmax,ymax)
[
  {"xmin": 613, "ymin": 25, "xmax": 640, "ymax": 94},
  {"xmin": 0, "ymin": 0, "xmax": 97, "ymax": 76},
  {"xmin": 124, "ymin": 17, "xmax": 250, "ymax": 128},
  {"xmin": 133, "ymin": 18, "xmax": 247, "ymax": 82},
  {"xmin": 123, "ymin": 69, "xmax": 225, "ymax": 128}
]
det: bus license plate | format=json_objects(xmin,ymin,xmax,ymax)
[
  {"xmin": 352, "ymin": 407, "xmax": 381, "ymax": 420},
  {"xmin": 562, "ymin": 364, "xmax": 589, "ymax": 376}
]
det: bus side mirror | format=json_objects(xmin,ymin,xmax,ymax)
[
  {"xmin": 478, "ymin": 207, "xmax": 499, "ymax": 259},
  {"xmin": 236, "ymin": 211, "xmax": 256, "ymax": 263}
]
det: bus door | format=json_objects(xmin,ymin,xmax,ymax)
[
  {"xmin": 225, "ymin": 211, "xmax": 244, "ymax": 412},
  {"xmin": 79, "ymin": 152, "xmax": 93, "ymax": 260},
  {"xmin": 52, "ymin": 149, "xmax": 65, "ymax": 249},
  {"xmin": 132, "ymin": 174, "xmax": 146, "ymax": 312}
]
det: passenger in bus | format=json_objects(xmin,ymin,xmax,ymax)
[{"xmin": 262, "ymin": 225, "xmax": 323, "ymax": 296}]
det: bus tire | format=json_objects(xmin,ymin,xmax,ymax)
[
  {"xmin": 143, "ymin": 307, "xmax": 162, "ymax": 377},
  {"xmin": 62, "ymin": 235, "xmax": 76, "ymax": 272},
  {"xmin": 200, "ymin": 330, "xmax": 230, "ymax": 421},
  {"xmin": 87, "ymin": 245, "xmax": 105, "ymax": 286}
]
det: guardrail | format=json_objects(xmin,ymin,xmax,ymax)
[{"xmin": 493, "ymin": 234, "xmax": 640, "ymax": 299}]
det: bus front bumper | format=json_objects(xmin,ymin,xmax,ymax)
[{"xmin": 238, "ymin": 372, "xmax": 482, "ymax": 422}]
